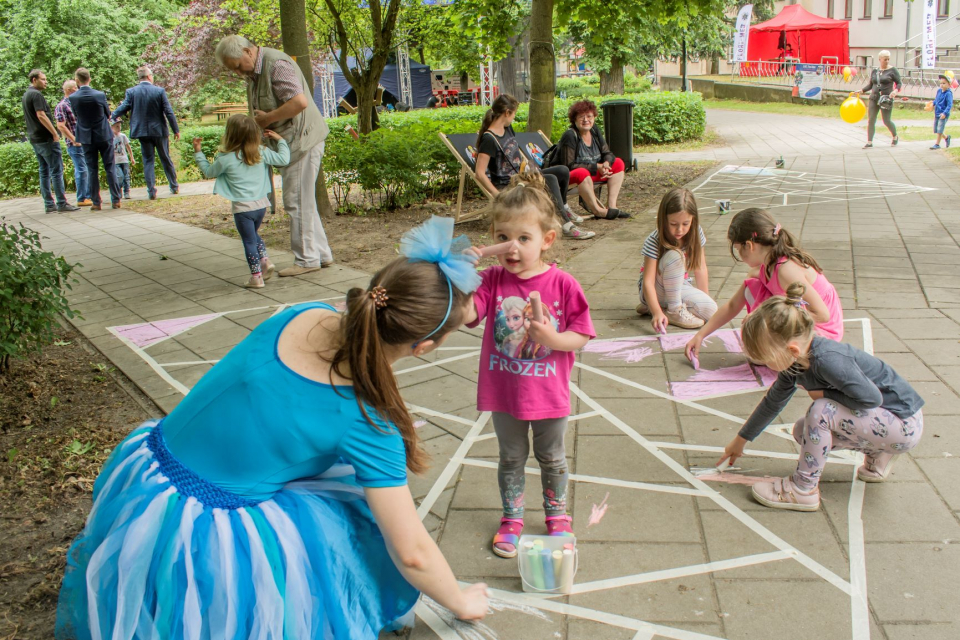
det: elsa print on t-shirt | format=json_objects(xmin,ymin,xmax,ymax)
[{"xmin": 494, "ymin": 296, "xmax": 559, "ymax": 361}]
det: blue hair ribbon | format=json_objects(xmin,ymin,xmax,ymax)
[{"xmin": 399, "ymin": 216, "xmax": 482, "ymax": 342}]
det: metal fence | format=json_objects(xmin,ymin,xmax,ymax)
[{"xmin": 729, "ymin": 60, "xmax": 950, "ymax": 102}]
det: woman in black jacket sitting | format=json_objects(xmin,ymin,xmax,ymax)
[{"xmin": 558, "ymin": 100, "xmax": 629, "ymax": 220}]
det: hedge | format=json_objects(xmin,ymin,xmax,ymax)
[{"xmin": 0, "ymin": 92, "xmax": 705, "ymax": 201}]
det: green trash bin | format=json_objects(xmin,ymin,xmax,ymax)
[{"xmin": 600, "ymin": 99, "xmax": 635, "ymax": 172}]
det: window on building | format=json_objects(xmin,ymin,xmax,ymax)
[
  {"xmin": 828, "ymin": 0, "xmax": 835, "ymax": 17},
  {"xmin": 939, "ymin": 0, "xmax": 949, "ymax": 17},
  {"xmin": 863, "ymin": 0, "xmax": 872, "ymax": 17},
  {"xmin": 845, "ymin": 0, "xmax": 853, "ymax": 18},
  {"xmin": 883, "ymin": 0, "xmax": 893, "ymax": 17}
]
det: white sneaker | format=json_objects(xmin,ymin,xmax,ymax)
[
  {"xmin": 665, "ymin": 304, "xmax": 704, "ymax": 329},
  {"xmin": 564, "ymin": 205, "xmax": 584, "ymax": 224},
  {"xmin": 562, "ymin": 222, "xmax": 595, "ymax": 240}
]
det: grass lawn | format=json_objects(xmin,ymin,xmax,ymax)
[
  {"xmin": 635, "ymin": 126, "xmax": 725, "ymax": 153},
  {"xmin": 705, "ymin": 98, "xmax": 930, "ymax": 122}
]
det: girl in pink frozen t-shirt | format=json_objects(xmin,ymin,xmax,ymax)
[{"xmin": 464, "ymin": 172, "xmax": 595, "ymax": 559}]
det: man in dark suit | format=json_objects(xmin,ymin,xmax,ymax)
[
  {"xmin": 111, "ymin": 66, "xmax": 180, "ymax": 199},
  {"xmin": 68, "ymin": 67, "xmax": 120, "ymax": 209}
]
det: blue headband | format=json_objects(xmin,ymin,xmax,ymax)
[{"xmin": 400, "ymin": 216, "xmax": 482, "ymax": 345}]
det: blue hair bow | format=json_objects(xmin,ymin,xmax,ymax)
[{"xmin": 400, "ymin": 216, "xmax": 482, "ymax": 294}]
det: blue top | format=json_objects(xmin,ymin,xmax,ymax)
[
  {"xmin": 162, "ymin": 302, "xmax": 408, "ymax": 501},
  {"xmin": 194, "ymin": 140, "xmax": 290, "ymax": 202},
  {"xmin": 935, "ymin": 87, "xmax": 953, "ymax": 118}
]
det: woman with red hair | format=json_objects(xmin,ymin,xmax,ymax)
[{"xmin": 558, "ymin": 100, "xmax": 629, "ymax": 220}]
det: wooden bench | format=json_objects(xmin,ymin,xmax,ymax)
[
  {"xmin": 438, "ymin": 129, "xmax": 602, "ymax": 223},
  {"xmin": 212, "ymin": 102, "xmax": 248, "ymax": 120}
]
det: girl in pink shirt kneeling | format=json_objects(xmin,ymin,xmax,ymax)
[{"xmin": 464, "ymin": 171, "xmax": 595, "ymax": 559}]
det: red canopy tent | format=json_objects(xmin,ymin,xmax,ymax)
[{"xmin": 747, "ymin": 5, "xmax": 850, "ymax": 65}]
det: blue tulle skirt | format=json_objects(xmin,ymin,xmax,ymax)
[{"xmin": 55, "ymin": 421, "xmax": 419, "ymax": 640}]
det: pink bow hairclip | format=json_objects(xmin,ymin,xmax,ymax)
[
  {"xmin": 773, "ymin": 223, "xmax": 782, "ymax": 237},
  {"xmin": 794, "ymin": 299, "xmax": 808, "ymax": 309}
]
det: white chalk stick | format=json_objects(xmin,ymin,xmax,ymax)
[
  {"xmin": 716, "ymin": 458, "xmax": 732, "ymax": 473},
  {"xmin": 479, "ymin": 241, "xmax": 517, "ymax": 258},
  {"xmin": 529, "ymin": 292, "xmax": 543, "ymax": 322}
]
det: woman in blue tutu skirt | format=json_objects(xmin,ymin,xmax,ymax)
[{"xmin": 56, "ymin": 217, "xmax": 490, "ymax": 639}]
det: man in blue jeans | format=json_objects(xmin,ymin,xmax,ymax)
[
  {"xmin": 54, "ymin": 79, "xmax": 92, "ymax": 206},
  {"xmin": 22, "ymin": 69, "xmax": 79, "ymax": 213}
]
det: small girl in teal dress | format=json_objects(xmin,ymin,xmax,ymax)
[{"xmin": 55, "ymin": 217, "xmax": 490, "ymax": 639}]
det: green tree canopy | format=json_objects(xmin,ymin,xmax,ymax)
[{"xmin": 0, "ymin": 0, "xmax": 180, "ymax": 139}]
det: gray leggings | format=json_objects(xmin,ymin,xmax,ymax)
[
  {"xmin": 867, "ymin": 99, "xmax": 897, "ymax": 142},
  {"xmin": 492, "ymin": 412, "xmax": 569, "ymax": 518}
]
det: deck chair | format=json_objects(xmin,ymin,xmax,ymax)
[
  {"xmin": 438, "ymin": 132, "xmax": 495, "ymax": 223},
  {"xmin": 438, "ymin": 130, "xmax": 604, "ymax": 224},
  {"xmin": 514, "ymin": 130, "xmax": 605, "ymax": 206}
]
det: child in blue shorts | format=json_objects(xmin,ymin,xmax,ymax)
[{"xmin": 931, "ymin": 74, "xmax": 953, "ymax": 150}]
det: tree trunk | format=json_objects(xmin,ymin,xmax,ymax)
[
  {"xmin": 711, "ymin": 53, "xmax": 720, "ymax": 75},
  {"xmin": 527, "ymin": 0, "xmax": 555, "ymax": 134},
  {"xmin": 498, "ymin": 35, "xmax": 520, "ymax": 99},
  {"xmin": 459, "ymin": 71, "xmax": 470, "ymax": 102},
  {"xmin": 279, "ymin": 0, "xmax": 313, "ymax": 93},
  {"xmin": 599, "ymin": 58, "xmax": 624, "ymax": 95},
  {"xmin": 280, "ymin": 0, "xmax": 333, "ymax": 218}
]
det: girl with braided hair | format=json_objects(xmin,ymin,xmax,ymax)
[{"xmin": 719, "ymin": 283, "xmax": 924, "ymax": 512}]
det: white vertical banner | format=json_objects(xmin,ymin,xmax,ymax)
[
  {"xmin": 923, "ymin": 0, "xmax": 937, "ymax": 69},
  {"xmin": 734, "ymin": 4, "xmax": 754, "ymax": 62}
]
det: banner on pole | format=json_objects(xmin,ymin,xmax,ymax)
[
  {"xmin": 923, "ymin": 0, "xmax": 937, "ymax": 69},
  {"xmin": 733, "ymin": 4, "xmax": 753, "ymax": 63}
]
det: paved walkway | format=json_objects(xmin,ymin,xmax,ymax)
[{"xmin": 2, "ymin": 109, "xmax": 958, "ymax": 640}]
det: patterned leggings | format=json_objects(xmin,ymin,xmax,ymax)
[
  {"xmin": 792, "ymin": 398, "xmax": 923, "ymax": 491},
  {"xmin": 492, "ymin": 412, "xmax": 569, "ymax": 518},
  {"xmin": 638, "ymin": 249, "xmax": 718, "ymax": 320},
  {"xmin": 234, "ymin": 208, "xmax": 269, "ymax": 275}
]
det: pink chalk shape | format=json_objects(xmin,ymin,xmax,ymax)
[
  {"xmin": 711, "ymin": 329, "xmax": 744, "ymax": 354},
  {"xmin": 658, "ymin": 333, "xmax": 693, "ymax": 353},
  {"xmin": 587, "ymin": 492, "xmax": 610, "ymax": 527},
  {"xmin": 669, "ymin": 362, "xmax": 761, "ymax": 399},
  {"xmin": 414, "ymin": 420, "xmax": 427, "ymax": 429},
  {"xmin": 112, "ymin": 313, "xmax": 221, "ymax": 348},
  {"xmin": 670, "ymin": 380, "xmax": 761, "ymax": 399},
  {"xmin": 582, "ymin": 338, "xmax": 658, "ymax": 364},
  {"xmin": 754, "ymin": 364, "xmax": 778, "ymax": 387}
]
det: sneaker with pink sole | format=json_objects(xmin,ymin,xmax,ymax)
[
  {"xmin": 857, "ymin": 452, "xmax": 895, "ymax": 483},
  {"xmin": 751, "ymin": 476, "xmax": 820, "ymax": 512}
]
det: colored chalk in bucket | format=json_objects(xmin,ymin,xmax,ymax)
[
  {"xmin": 716, "ymin": 199, "xmax": 731, "ymax": 215},
  {"xmin": 560, "ymin": 549, "xmax": 575, "ymax": 588},
  {"xmin": 541, "ymin": 550, "xmax": 555, "ymax": 589},
  {"xmin": 519, "ymin": 534, "xmax": 576, "ymax": 594},
  {"xmin": 527, "ymin": 544, "xmax": 544, "ymax": 589}
]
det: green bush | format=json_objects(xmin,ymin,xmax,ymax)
[
  {"xmin": 0, "ymin": 219, "xmax": 78, "ymax": 373},
  {"xmin": 0, "ymin": 124, "xmax": 225, "ymax": 199},
  {"xmin": 0, "ymin": 93, "xmax": 705, "ymax": 203}
]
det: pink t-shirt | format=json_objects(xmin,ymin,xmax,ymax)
[
  {"xmin": 759, "ymin": 258, "xmax": 844, "ymax": 341},
  {"xmin": 469, "ymin": 265, "xmax": 595, "ymax": 421}
]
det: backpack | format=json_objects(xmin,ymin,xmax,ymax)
[{"xmin": 540, "ymin": 143, "xmax": 561, "ymax": 169}]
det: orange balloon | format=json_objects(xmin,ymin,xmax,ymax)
[{"xmin": 925, "ymin": 101, "xmax": 934, "ymax": 112}]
